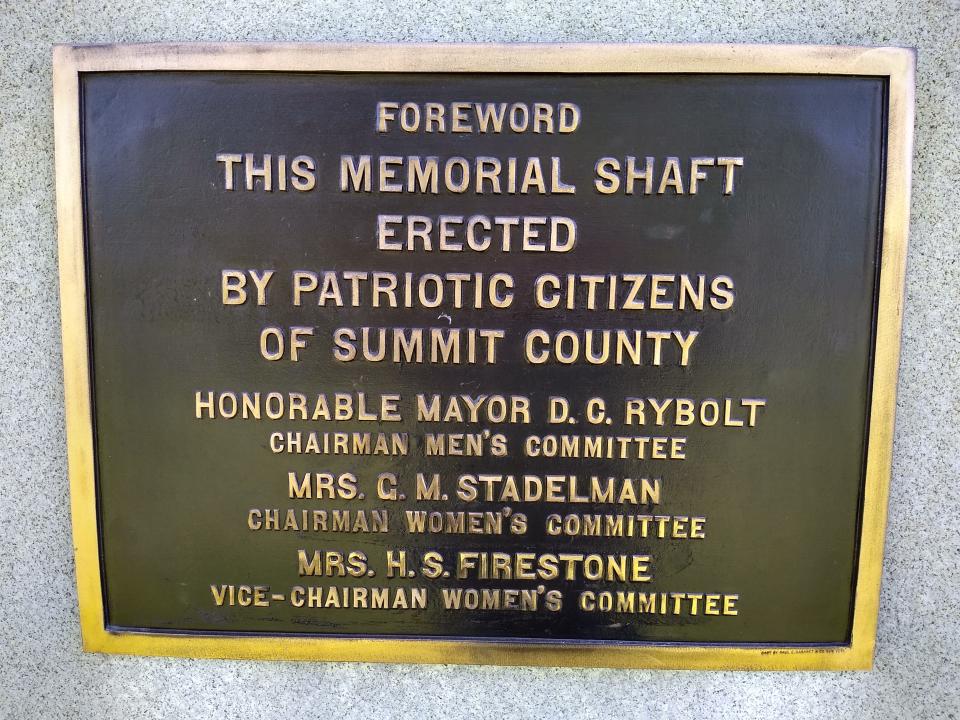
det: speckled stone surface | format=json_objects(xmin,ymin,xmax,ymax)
[{"xmin": 0, "ymin": 1, "xmax": 958, "ymax": 718}]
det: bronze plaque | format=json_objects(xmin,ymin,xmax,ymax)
[{"xmin": 54, "ymin": 43, "xmax": 914, "ymax": 669}]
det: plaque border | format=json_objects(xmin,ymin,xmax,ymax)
[{"xmin": 53, "ymin": 42, "xmax": 914, "ymax": 670}]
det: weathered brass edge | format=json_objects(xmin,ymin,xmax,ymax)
[{"xmin": 52, "ymin": 42, "xmax": 915, "ymax": 671}]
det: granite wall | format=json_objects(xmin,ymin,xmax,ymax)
[{"xmin": 0, "ymin": 1, "xmax": 957, "ymax": 717}]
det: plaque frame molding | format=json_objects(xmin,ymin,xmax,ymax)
[{"xmin": 53, "ymin": 42, "xmax": 915, "ymax": 670}]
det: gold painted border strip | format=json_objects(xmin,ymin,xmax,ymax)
[{"xmin": 53, "ymin": 42, "xmax": 915, "ymax": 670}]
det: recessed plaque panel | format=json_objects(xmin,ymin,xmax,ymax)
[{"xmin": 54, "ymin": 43, "xmax": 914, "ymax": 669}]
